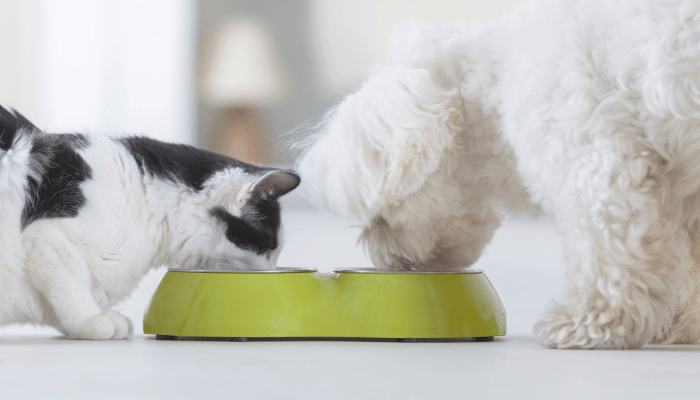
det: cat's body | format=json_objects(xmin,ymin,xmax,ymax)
[{"xmin": 0, "ymin": 107, "xmax": 300, "ymax": 339}]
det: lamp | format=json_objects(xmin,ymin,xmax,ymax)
[{"xmin": 199, "ymin": 16, "xmax": 288, "ymax": 164}]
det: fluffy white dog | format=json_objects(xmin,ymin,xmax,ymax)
[{"xmin": 298, "ymin": 0, "xmax": 700, "ymax": 349}]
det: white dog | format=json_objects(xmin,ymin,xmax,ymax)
[{"xmin": 298, "ymin": 0, "xmax": 700, "ymax": 349}]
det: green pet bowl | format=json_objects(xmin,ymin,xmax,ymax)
[{"xmin": 143, "ymin": 268, "xmax": 506, "ymax": 341}]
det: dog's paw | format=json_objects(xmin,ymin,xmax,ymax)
[
  {"xmin": 68, "ymin": 311, "xmax": 134, "ymax": 340},
  {"xmin": 653, "ymin": 328, "xmax": 700, "ymax": 345},
  {"xmin": 534, "ymin": 303, "xmax": 635, "ymax": 349},
  {"xmin": 653, "ymin": 317, "xmax": 700, "ymax": 345}
]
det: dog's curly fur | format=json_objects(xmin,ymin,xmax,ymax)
[{"xmin": 298, "ymin": 0, "xmax": 700, "ymax": 349}]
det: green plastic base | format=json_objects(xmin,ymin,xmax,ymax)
[{"xmin": 143, "ymin": 269, "xmax": 506, "ymax": 340}]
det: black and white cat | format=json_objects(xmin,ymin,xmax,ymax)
[{"xmin": 0, "ymin": 107, "xmax": 300, "ymax": 339}]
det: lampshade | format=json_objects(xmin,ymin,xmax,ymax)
[{"xmin": 199, "ymin": 17, "xmax": 288, "ymax": 107}]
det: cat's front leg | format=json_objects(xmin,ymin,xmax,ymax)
[{"xmin": 23, "ymin": 225, "xmax": 134, "ymax": 339}]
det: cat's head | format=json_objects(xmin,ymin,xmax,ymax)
[{"xmin": 178, "ymin": 167, "xmax": 300, "ymax": 271}]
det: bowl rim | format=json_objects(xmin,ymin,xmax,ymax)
[
  {"xmin": 167, "ymin": 267, "xmax": 318, "ymax": 274},
  {"xmin": 333, "ymin": 268, "xmax": 483, "ymax": 274},
  {"xmin": 166, "ymin": 267, "xmax": 484, "ymax": 275}
]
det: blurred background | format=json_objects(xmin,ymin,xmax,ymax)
[{"xmin": 0, "ymin": 0, "xmax": 522, "ymax": 167}]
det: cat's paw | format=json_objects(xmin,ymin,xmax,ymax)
[{"xmin": 70, "ymin": 311, "xmax": 134, "ymax": 340}]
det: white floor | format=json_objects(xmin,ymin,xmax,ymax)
[{"xmin": 2, "ymin": 209, "xmax": 700, "ymax": 399}]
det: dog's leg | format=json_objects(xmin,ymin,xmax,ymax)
[
  {"xmin": 534, "ymin": 152, "xmax": 688, "ymax": 349},
  {"xmin": 655, "ymin": 223, "xmax": 700, "ymax": 344}
]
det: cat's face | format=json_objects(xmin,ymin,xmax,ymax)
[{"xmin": 178, "ymin": 168, "xmax": 300, "ymax": 271}]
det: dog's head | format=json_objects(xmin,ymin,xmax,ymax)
[
  {"xmin": 297, "ymin": 17, "xmax": 543, "ymax": 269},
  {"xmin": 299, "ymin": 64, "xmax": 508, "ymax": 269},
  {"xmin": 299, "ymin": 67, "xmax": 464, "ymax": 219}
]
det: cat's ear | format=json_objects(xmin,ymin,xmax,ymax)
[{"xmin": 249, "ymin": 170, "xmax": 301, "ymax": 200}]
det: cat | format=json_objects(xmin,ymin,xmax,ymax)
[{"xmin": 0, "ymin": 106, "xmax": 300, "ymax": 339}]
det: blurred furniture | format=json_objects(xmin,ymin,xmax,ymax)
[{"xmin": 199, "ymin": 16, "xmax": 287, "ymax": 164}]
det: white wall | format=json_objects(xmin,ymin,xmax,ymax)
[
  {"xmin": 309, "ymin": 0, "xmax": 524, "ymax": 95},
  {"xmin": 0, "ymin": 0, "xmax": 196, "ymax": 144}
]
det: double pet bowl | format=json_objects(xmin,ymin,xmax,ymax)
[{"xmin": 143, "ymin": 268, "xmax": 506, "ymax": 341}]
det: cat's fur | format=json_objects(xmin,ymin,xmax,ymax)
[{"xmin": 0, "ymin": 107, "xmax": 300, "ymax": 339}]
